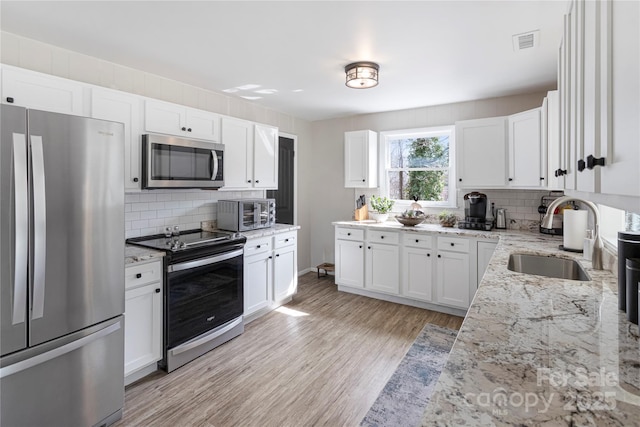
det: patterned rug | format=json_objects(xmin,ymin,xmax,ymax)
[{"xmin": 360, "ymin": 323, "xmax": 458, "ymax": 427}]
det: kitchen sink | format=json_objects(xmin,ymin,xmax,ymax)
[{"xmin": 507, "ymin": 253, "xmax": 591, "ymax": 281}]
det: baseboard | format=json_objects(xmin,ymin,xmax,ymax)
[
  {"xmin": 337, "ymin": 285, "xmax": 467, "ymax": 318},
  {"xmin": 125, "ymin": 363, "xmax": 158, "ymax": 387}
]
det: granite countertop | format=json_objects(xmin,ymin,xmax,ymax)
[
  {"xmin": 332, "ymin": 219, "xmax": 501, "ymax": 240},
  {"xmin": 125, "ymin": 245, "xmax": 165, "ymax": 265},
  {"xmin": 240, "ymin": 223, "xmax": 301, "ymax": 240},
  {"xmin": 419, "ymin": 230, "xmax": 640, "ymax": 426}
]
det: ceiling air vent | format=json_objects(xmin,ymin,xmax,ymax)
[{"xmin": 513, "ymin": 30, "xmax": 539, "ymax": 51}]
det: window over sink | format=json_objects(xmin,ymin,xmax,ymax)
[{"xmin": 380, "ymin": 126, "xmax": 456, "ymax": 209}]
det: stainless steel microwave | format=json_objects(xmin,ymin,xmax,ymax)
[
  {"xmin": 142, "ymin": 134, "xmax": 224, "ymax": 189},
  {"xmin": 217, "ymin": 199, "xmax": 276, "ymax": 231}
]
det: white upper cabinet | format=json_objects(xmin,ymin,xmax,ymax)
[
  {"xmin": 1, "ymin": 66, "xmax": 84, "ymax": 115},
  {"xmin": 253, "ymin": 124, "xmax": 279, "ymax": 189},
  {"xmin": 144, "ymin": 99, "xmax": 221, "ymax": 141},
  {"xmin": 456, "ymin": 117, "xmax": 507, "ymax": 188},
  {"xmin": 220, "ymin": 118, "xmax": 278, "ymax": 190},
  {"xmin": 221, "ymin": 117, "xmax": 253, "ymax": 189},
  {"xmin": 507, "ymin": 108, "xmax": 544, "ymax": 188},
  {"xmin": 545, "ymin": 91, "xmax": 563, "ymax": 190},
  {"xmin": 559, "ymin": 0, "xmax": 639, "ymax": 198},
  {"xmin": 598, "ymin": 0, "xmax": 639, "ymax": 197},
  {"xmin": 91, "ymin": 88, "xmax": 142, "ymax": 191},
  {"xmin": 344, "ymin": 130, "xmax": 378, "ymax": 188}
]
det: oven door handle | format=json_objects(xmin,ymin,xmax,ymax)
[
  {"xmin": 167, "ymin": 249, "xmax": 243, "ymax": 273},
  {"xmin": 170, "ymin": 317, "xmax": 243, "ymax": 356}
]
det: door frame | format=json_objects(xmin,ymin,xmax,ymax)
[{"xmin": 277, "ymin": 131, "xmax": 297, "ymax": 225}]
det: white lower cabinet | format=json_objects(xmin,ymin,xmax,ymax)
[
  {"xmin": 366, "ymin": 241, "xmax": 400, "ymax": 295},
  {"xmin": 334, "ymin": 226, "xmax": 496, "ymax": 314},
  {"xmin": 435, "ymin": 250, "xmax": 470, "ymax": 309},
  {"xmin": 243, "ymin": 230, "xmax": 298, "ymax": 321},
  {"xmin": 124, "ymin": 260, "xmax": 163, "ymax": 383}
]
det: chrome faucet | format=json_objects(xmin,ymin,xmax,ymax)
[{"xmin": 541, "ymin": 196, "xmax": 603, "ymax": 270}]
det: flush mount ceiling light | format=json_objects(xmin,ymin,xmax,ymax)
[{"xmin": 345, "ymin": 62, "xmax": 379, "ymax": 89}]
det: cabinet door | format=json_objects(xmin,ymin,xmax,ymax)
[
  {"xmin": 477, "ymin": 242, "xmax": 497, "ymax": 287},
  {"xmin": 366, "ymin": 243, "xmax": 400, "ymax": 295},
  {"xmin": 546, "ymin": 91, "xmax": 563, "ymax": 190},
  {"xmin": 1, "ymin": 67, "xmax": 83, "ymax": 115},
  {"xmin": 186, "ymin": 108, "xmax": 221, "ymax": 142},
  {"xmin": 456, "ymin": 117, "xmax": 507, "ymax": 187},
  {"xmin": 91, "ymin": 88, "xmax": 142, "ymax": 191},
  {"xmin": 144, "ymin": 99, "xmax": 185, "ymax": 136},
  {"xmin": 508, "ymin": 108, "xmax": 543, "ymax": 187},
  {"xmin": 221, "ymin": 117, "xmax": 253, "ymax": 189},
  {"xmin": 599, "ymin": 0, "xmax": 640, "ymax": 197},
  {"xmin": 436, "ymin": 251, "xmax": 470, "ymax": 309},
  {"xmin": 124, "ymin": 282, "xmax": 162, "ymax": 376},
  {"xmin": 273, "ymin": 246, "xmax": 297, "ymax": 302},
  {"xmin": 335, "ymin": 239, "xmax": 365, "ymax": 288},
  {"xmin": 254, "ymin": 124, "xmax": 278, "ymax": 189},
  {"xmin": 244, "ymin": 253, "xmax": 271, "ymax": 316},
  {"xmin": 402, "ymin": 247, "xmax": 434, "ymax": 302},
  {"xmin": 344, "ymin": 130, "xmax": 377, "ymax": 188}
]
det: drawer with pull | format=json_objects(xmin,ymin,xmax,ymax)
[
  {"xmin": 244, "ymin": 236, "xmax": 272, "ymax": 257},
  {"xmin": 274, "ymin": 231, "xmax": 297, "ymax": 249},
  {"xmin": 368, "ymin": 230, "xmax": 399, "ymax": 245},
  {"xmin": 437, "ymin": 236, "xmax": 470, "ymax": 253},
  {"xmin": 402, "ymin": 233, "xmax": 433, "ymax": 249},
  {"xmin": 336, "ymin": 227, "xmax": 364, "ymax": 241},
  {"xmin": 125, "ymin": 259, "xmax": 162, "ymax": 290}
]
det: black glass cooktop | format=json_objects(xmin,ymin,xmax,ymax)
[{"xmin": 128, "ymin": 229, "xmax": 244, "ymax": 252}]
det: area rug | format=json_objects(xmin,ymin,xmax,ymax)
[{"xmin": 360, "ymin": 323, "xmax": 458, "ymax": 427}]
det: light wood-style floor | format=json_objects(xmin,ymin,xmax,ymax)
[{"xmin": 115, "ymin": 272, "xmax": 464, "ymax": 427}]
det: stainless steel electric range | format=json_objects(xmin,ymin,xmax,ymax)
[{"xmin": 127, "ymin": 229, "xmax": 246, "ymax": 372}]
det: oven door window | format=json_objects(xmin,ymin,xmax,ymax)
[
  {"xmin": 151, "ymin": 143, "xmax": 214, "ymax": 181},
  {"xmin": 166, "ymin": 252, "xmax": 243, "ymax": 349}
]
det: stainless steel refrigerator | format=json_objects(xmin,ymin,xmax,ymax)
[{"xmin": 1, "ymin": 105, "xmax": 126, "ymax": 427}]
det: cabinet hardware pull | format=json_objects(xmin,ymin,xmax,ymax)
[
  {"xmin": 367, "ymin": 246, "xmax": 371, "ymax": 249},
  {"xmin": 187, "ymin": 128, "xmax": 192, "ymax": 132},
  {"xmin": 255, "ymin": 180, "xmax": 260, "ymax": 183},
  {"xmin": 347, "ymin": 232, "xmax": 351, "ymax": 236},
  {"xmin": 578, "ymin": 159, "xmax": 586, "ymax": 172},
  {"xmin": 459, "ymin": 178, "xmax": 462, "ymax": 182},
  {"xmin": 6, "ymin": 97, "xmax": 14, "ymax": 103},
  {"xmin": 450, "ymin": 242, "xmax": 455, "ymax": 246},
  {"xmin": 437, "ymin": 254, "xmax": 441, "ymax": 258},
  {"xmin": 540, "ymin": 177, "xmax": 545, "ymax": 180},
  {"xmin": 362, "ymin": 179, "xmax": 365, "ymax": 182},
  {"xmin": 133, "ymin": 177, "xmax": 139, "ymax": 182},
  {"xmin": 508, "ymin": 178, "xmax": 513, "ymax": 182},
  {"xmin": 181, "ymin": 127, "xmax": 186, "ymax": 131},
  {"xmin": 276, "ymin": 254, "xmax": 280, "ymax": 257},
  {"xmin": 247, "ymin": 180, "xmax": 252, "ymax": 183},
  {"xmin": 256, "ymin": 245, "xmax": 261, "ymax": 249},
  {"xmin": 359, "ymin": 245, "xmax": 362, "ymax": 248},
  {"xmin": 269, "ymin": 256, "xmax": 273, "ymax": 259},
  {"xmin": 136, "ymin": 273, "xmax": 142, "ymax": 278},
  {"xmin": 427, "ymin": 253, "xmax": 431, "ymax": 257},
  {"xmin": 554, "ymin": 168, "xmax": 567, "ymax": 177},
  {"xmin": 586, "ymin": 154, "xmax": 606, "ymax": 170},
  {"xmin": 415, "ymin": 239, "xmax": 419, "ymax": 243},
  {"xmin": 155, "ymin": 288, "xmax": 160, "ymax": 293},
  {"xmin": 381, "ymin": 236, "xmax": 384, "ymax": 239},
  {"xmin": 285, "ymin": 239, "xmax": 289, "ymax": 242}
]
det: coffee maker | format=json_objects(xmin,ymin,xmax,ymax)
[{"xmin": 458, "ymin": 192, "xmax": 491, "ymax": 230}]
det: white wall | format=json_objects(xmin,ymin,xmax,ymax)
[
  {"xmin": 0, "ymin": 31, "xmax": 313, "ymax": 271},
  {"xmin": 308, "ymin": 93, "xmax": 551, "ymax": 267}
]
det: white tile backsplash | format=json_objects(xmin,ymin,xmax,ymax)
[{"xmin": 125, "ymin": 189, "xmax": 265, "ymax": 238}]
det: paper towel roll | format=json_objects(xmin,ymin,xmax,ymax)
[{"xmin": 563, "ymin": 210, "xmax": 588, "ymax": 250}]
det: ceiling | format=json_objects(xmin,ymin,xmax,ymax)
[{"xmin": 0, "ymin": 1, "xmax": 567, "ymax": 122}]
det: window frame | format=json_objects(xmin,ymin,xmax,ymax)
[{"xmin": 379, "ymin": 125, "xmax": 457, "ymax": 210}]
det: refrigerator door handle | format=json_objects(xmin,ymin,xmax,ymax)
[
  {"xmin": 12, "ymin": 133, "xmax": 28, "ymax": 325},
  {"xmin": 31, "ymin": 136, "xmax": 46, "ymax": 319}
]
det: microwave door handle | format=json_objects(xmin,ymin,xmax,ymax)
[{"xmin": 210, "ymin": 150, "xmax": 219, "ymax": 181}]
